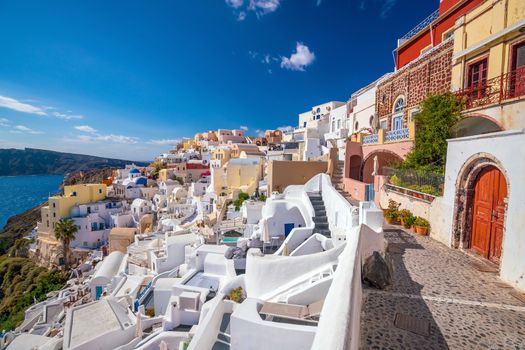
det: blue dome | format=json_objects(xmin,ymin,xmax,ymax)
[
  {"xmin": 129, "ymin": 168, "xmax": 140, "ymax": 174},
  {"xmin": 135, "ymin": 177, "xmax": 147, "ymax": 186}
]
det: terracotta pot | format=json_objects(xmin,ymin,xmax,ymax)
[
  {"xmin": 385, "ymin": 216, "xmax": 397, "ymax": 225},
  {"xmin": 414, "ymin": 225, "xmax": 429, "ymax": 236}
]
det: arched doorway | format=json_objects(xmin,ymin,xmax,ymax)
[
  {"xmin": 453, "ymin": 155, "xmax": 509, "ymax": 265},
  {"xmin": 361, "ymin": 151, "xmax": 403, "ymax": 184},
  {"xmin": 348, "ymin": 155, "xmax": 361, "ymax": 180},
  {"xmin": 470, "ymin": 166, "xmax": 507, "ymax": 263}
]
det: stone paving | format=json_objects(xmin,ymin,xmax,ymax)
[{"xmin": 360, "ymin": 228, "xmax": 525, "ymax": 350}]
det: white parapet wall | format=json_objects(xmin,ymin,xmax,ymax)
[{"xmin": 311, "ymin": 224, "xmax": 385, "ymax": 350}]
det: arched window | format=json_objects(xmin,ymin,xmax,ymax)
[
  {"xmin": 391, "ymin": 96, "xmax": 405, "ymax": 131},
  {"xmin": 393, "ymin": 97, "xmax": 405, "ymax": 113},
  {"xmin": 369, "ymin": 115, "xmax": 374, "ymax": 127},
  {"xmin": 355, "ymin": 121, "xmax": 359, "ymax": 131}
]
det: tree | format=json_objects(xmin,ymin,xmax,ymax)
[
  {"xmin": 233, "ymin": 192, "xmax": 250, "ymax": 211},
  {"xmin": 402, "ymin": 92, "xmax": 464, "ymax": 172},
  {"xmin": 54, "ymin": 218, "xmax": 78, "ymax": 269}
]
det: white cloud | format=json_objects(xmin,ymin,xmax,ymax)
[
  {"xmin": 277, "ymin": 125, "xmax": 294, "ymax": 133},
  {"xmin": 226, "ymin": 0, "xmax": 280, "ymax": 20},
  {"xmin": 255, "ymin": 129, "xmax": 265, "ymax": 137},
  {"xmin": 13, "ymin": 125, "xmax": 43, "ymax": 134},
  {"xmin": 74, "ymin": 125, "xmax": 97, "ymax": 133},
  {"xmin": 239, "ymin": 125, "xmax": 249, "ymax": 131},
  {"xmin": 0, "ymin": 118, "xmax": 9, "ymax": 127},
  {"xmin": 248, "ymin": 0, "xmax": 280, "ymax": 14},
  {"xmin": 237, "ymin": 11, "xmax": 247, "ymax": 21},
  {"xmin": 0, "ymin": 95, "xmax": 47, "ymax": 116},
  {"xmin": 53, "ymin": 111, "xmax": 84, "ymax": 120},
  {"xmin": 281, "ymin": 42, "xmax": 316, "ymax": 71},
  {"xmin": 225, "ymin": 0, "xmax": 243, "ymax": 8},
  {"xmin": 148, "ymin": 139, "xmax": 181, "ymax": 146},
  {"xmin": 75, "ymin": 133, "xmax": 138, "ymax": 144},
  {"xmin": 316, "ymin": 0, "xmax": 322, "ymax": 6},
  {"xmin": 380, "ymin": 0, "xmax": 397, "ymax": 18}
]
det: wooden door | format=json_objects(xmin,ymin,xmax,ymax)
[{"xmin": 471, "ymin": 167, "xmax": 507, "ymax": 264}]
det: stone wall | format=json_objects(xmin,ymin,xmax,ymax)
[{"xmin": 376, "ymin": 39, "xmax": 454, "ymax": 127}]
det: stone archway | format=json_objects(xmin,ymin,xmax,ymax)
[
  {"xmin": 361, "ymin": 151, "xmax": 403, "ymax": 184},
  {"xmin": 451, "ymin": 154, "xmax": 509, "ymax": 259},
  {"xmin": 451, "ymin": 114, "xmax": 503, "ymax": 138}
]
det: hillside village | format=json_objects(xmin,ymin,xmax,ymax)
[{"xmin": 3, "ymin": 0, "xmax": 525, "ymax": 349}]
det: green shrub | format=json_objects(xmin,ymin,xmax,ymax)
[
  {"xmin": 419, "ymin": 185, "xmax": 439, "ymax": 196},
  {"xmin": 404, "ymin": 215, "xmax": 416, "ymax": 228},
  {"xmin": 390, "ymin": 175, "xmax": 401, "ymax": 186},
  {"xmin": 228, "ymin": 287, "xmax": 245, "ymax": 303},
  {"xmin": 414, "ymin": 217, "xmax": 430, "ymax": 227}
]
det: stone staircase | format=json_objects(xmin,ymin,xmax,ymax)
[
  {"xmin": 308, "ymin": 193, "xmax": 331, "ymax": 237},
  {"xmin": 331, "ymin": 160, "xmax": 360, "ymax": 206}
]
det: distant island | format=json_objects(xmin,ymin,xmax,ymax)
[{"xmin": 0, "ymin": 148, "xmax": 149, "ymax": 176}]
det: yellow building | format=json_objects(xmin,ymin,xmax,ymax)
[
  {"xmin": 211, "ymin": 147, "xmax": 232, "ymax": 169},
  {"xmin": 451, "ymin": 0, "xmax": 525, "ymax": 134},
  {"xmin": 35, "ymin": 184, "xmax": 107, "ymax": 267},
  {"xmin": 212, "ymin": 158, "xmax": 262, "ymax": 198}
]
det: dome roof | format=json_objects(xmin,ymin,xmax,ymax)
[{"xmin": 129, "ymin": 168, "xmax": 140, "ymax": 174}]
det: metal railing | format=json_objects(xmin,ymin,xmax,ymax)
[
  {"xmin": 385, "ymin": 128, "xmax": 409, "ymax": 142},
  {"xmin": 383, "ymin": 167, "xmax": 444, "ymax": 196},
  {"xmin": 455, "ymin": 68, "xmax": 525, "ymax": 109},
  {"xmin": 398, "ymin": 9, "xmax": 439, "ymax": 43}
]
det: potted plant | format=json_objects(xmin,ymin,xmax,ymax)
[
  {"xmin": 384, "ymin": 199, "xmax": 400, "ymax": 225},
  {"xmin": 398, "ymin": 209, "xmax": 413, "ymax": 227},
  {"xmin": 414, "ymin": 217, "xmax": 430, "ymax": 235},
  {"xmin": 404, "ymin": 215, "xmax": 416, "ymax": 232}
]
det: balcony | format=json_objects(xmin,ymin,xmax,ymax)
[
  {"xmin": 360, "ymin": 127, "xmax": 412, "ymax": 146},
  {"xmin": 455, "ymin": 68, "xmax": 525, "ymax": 110},
  {"xmin": 325, "ymin": 128, "xmax": 349, "ymax": 140},
  {"xmin": 385, "ymin": 128, "xmax": 409, "ymax": 142},
  {"xmin": 398, "ymin": 9, "xmax": 439, "ymax": 46}
]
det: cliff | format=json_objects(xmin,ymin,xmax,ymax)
[{"xmin": 0, "ymin": 148, "xmax": 148, "ymax": 176}]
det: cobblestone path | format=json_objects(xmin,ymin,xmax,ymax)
[{"xmin": 360, "ymin": 229, "xmax": 525, "ymax": 350}]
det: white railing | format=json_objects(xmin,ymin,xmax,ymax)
[{"xmin": 398, "ymin": 9, "xmax": 439, "ymax": 43}]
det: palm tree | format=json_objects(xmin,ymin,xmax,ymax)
[{"xmin": 54, "ymin": 218, "xmax": 78, "ymax": 269}]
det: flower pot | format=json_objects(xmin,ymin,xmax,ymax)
[
  {"xmin": 385, "ymin": 217, "xmax": 396, "ymax": 225},
  {"xmin": 414, "ymin": 225, "xmax": 429, "ymax": 236}
]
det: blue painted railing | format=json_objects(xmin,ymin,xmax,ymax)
[
  {"xmin": 385, "ymin": 128, "xmax": 409, "ymax": 142},
  {"xmin": 363, "ymin": 134, "xmax": 379, "ymax": 145}
]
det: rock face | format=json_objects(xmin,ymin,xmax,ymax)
[{"xmin": 362, "ymin": 251, "xmax": 392, "ymax": 290}]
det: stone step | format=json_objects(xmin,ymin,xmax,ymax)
[
  {"xmin": 313, "ymin": 216, "xmax": 328, "ymax": 223},
  {"xmin": 316, "ymin": 229, "xmax": 331, "ymax": 237},
  {"xmin": 315, "ymin": 210, "xmax": 326, "ymax": 216},
  {"xmin": 315, "ymin": 223, "xmax": 329, "ymax": 229}
]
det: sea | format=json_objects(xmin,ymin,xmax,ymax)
[{"xmin": 0, "ymin": 175, "xmax": 63, "ymax": 230}]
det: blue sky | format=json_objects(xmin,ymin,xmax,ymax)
[{"xmin": 0, "ymin": 0, "xmax": 436, "ymax": 161}]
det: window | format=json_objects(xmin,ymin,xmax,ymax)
[
  {"xmin": 98, "ymin": 189, "xmax": 102, "ymax": 194},
  {"xmin": 331, "ymin": 120, "xmax": 335, "ymax": 131},
  {"xmin": 510, "ymin": 41, "xmax": 525, "ymax": 97},
  {"xmin": 410, "ymin": 108, "xmax": 420, "ymax": 122},
  {"xmin": 393, "ymin": 97, "xmax": 405, "ymax": 113},
  {"xmin": 337, "ymin": 120, "xmax": 341, "ymax": 129},
  {"xmin": 467, "ymin": 58, "xmax": 488, "ymax": 98},
  {"xmin": 442, "ymin": 28, "xmax": 454, "ymax": 41},
  {"xmin": 52, "ymin": 203, "xmax": 56, "ymax": 208},
  {"xmin": 392, "ymin": 96, "xmax": 405, "ymax": 131},
  {"xmin": 369, "ymin": 115, "xmax": 375, "ymax": 127},
  {"xmin": 380, "ymin": 119, "xmax": 387, "ymax": 130},
  {"xmin": 303, "ymin": 121, "xmax": 307, "ymax": 127},
  {"xmin": 316, "ymin": 107, "xmax": 321, "ymax": 113},
  {"xmin": 354, "ymin": 121, "xmax": 359, "ymax": 131},
  {"xmin": 420, "ymin": 45, "xmax": 432, "ymax": 55}
]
